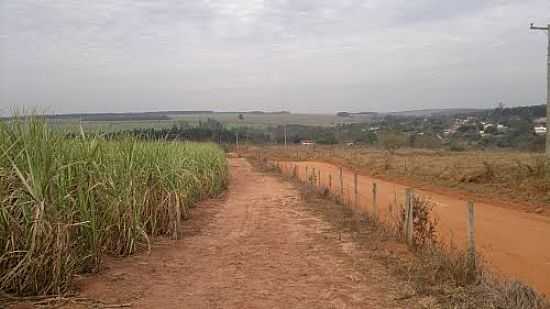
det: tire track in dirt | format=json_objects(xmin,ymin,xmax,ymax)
[{"xmin": 65, "ymin": 157, "xmax": 424, "ymax": 308}]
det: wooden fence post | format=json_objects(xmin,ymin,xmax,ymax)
[
  {"xmin": 372, "ymin": 182, "xmax": 377, "ymax": 219},
  {"xmin": 407, "ymin": 189, "xmax": 415, "ymax": 247},
  {"xmin": 354, "ymin": 172, "xmax": 358, "ymax": 209},
  {"xmin": 403, "ymin": 189, "xmax": 409, "ymax": 236},
  {"xmin": 305, "ymin": 166, "xmax": 309, "ymax": 183},
  {"xmin": 328, "ymin": 174, "xmax": 332, "ymax": 192},
  {"xmin": 339, "ymin": 167, "xmax": 344, "ymax": 201},
  {"xmin": 293, "ymin": 164, "xmax": 297, "ymax": 178},
  {"xmin": 312, "ymin": 168, "xmax": 316, "ymax": 186},
  {"xmin": 467, "ymin": 201, "xmax": 476, "ymax": 270},
  {"xmin": 404, "ymin": 189, "xmax": 414, "ymax": 246},
  {"xmin": 318, "ymin": 169, "xmax": 321, "ymax": 188}
]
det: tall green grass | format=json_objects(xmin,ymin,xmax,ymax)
[{"xmin": 0, "ymin": 118, "xmax": 227, "ymax": 295}]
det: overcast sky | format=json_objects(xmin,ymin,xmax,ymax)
[{"xmin": 0, "ymin": 0, "xmax": 549, "ymax": 114}]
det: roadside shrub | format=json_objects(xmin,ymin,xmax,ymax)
[
  {"xmin": 380, "ymin": 132, "xmax": 408, "ymax": 153},
  {"xmin": 495, "ymin": 281, "xmax": 549, "ymax": 309},
  {"xmin": 449, "ymin": 141, "xmax": 466, "ymax": 152},
  {"xmin": 398, "ymin": 195, "xmax": 438, "ymax": 250}
]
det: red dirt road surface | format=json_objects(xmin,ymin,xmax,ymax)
[
  {"xmin": 276, "ymin": 160, "xmax": 550, "ymax": 296},
  {"xmin": 71, "ymin": 158, "xmax": 421, "ymax": 308}
]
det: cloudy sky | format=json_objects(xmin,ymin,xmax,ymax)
[{"xmin": 0, "ymin": 0, "xmax": 549, "ymax": 114}]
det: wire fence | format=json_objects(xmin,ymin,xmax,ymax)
[
  {"xmin": 245, "ymin": 150, "xmax": 550, "ymax": 295},
  {"xmin": 265, "ymin": 159, "xmax": 477, "ymax": 265}
]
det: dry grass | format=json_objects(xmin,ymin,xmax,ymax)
[
  {"xmin": 245, "ymin": 145, "xmax": 550, "ymax": 208},
  {"xmin": 397, "ymin": 195, "xmax": 439, "ymax": 250},
  {"xmin": 254, "ymin": 157, "xmax": 550, "ymax": 309}
]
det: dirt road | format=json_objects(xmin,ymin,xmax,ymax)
[
  {"xmin": 72, "ymin": 158, "xmax": 420, "ymax": 308},
  {"xmin": 276, "ymin": 160, "xmax": 550, "ymax": 296}
]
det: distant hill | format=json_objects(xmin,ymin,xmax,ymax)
[
  {"xmin": 242, "ymin": 110, "xmax": 291, "ymax": 115},
  {"xmin": 335, "ymin": 108, "xmax": 484, "ymax": 118},
  {"xmin": 474, "ymin": 104, "xmax": 545, "ymax": 121},
  {"xmin": 385, "ymin": 108, "xmax": 485, "ymax": 118},
  {"xmin": 336, "ymin": 112, "xmax": 378, "ymax": 118},
  {"xmin": 1, "ymin": 111, "xmax": 214, "ymax": 121}
]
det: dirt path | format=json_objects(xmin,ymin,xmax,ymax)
[
  {"xmin": 276, "ymin": 160, "xmax": 550, "ymax": 296},
  {"xmin": 71, "ymin": 158, "xmax": 419, "ymax": 308}
]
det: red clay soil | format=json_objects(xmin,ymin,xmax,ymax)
[
  {"xmin": 276, "ymin": 160, "xmax": 550, "ymax": 297},
  {"xmin": 49, "ymin": 158, "xmax": 423, "ymax": 308}
]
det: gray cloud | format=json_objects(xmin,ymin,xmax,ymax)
[{"xmin": 0, "ymin": 0, "xmax": 549, "ymax": 114}]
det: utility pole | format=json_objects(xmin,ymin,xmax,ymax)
[{"xmin": 530, "ymin": 23, "xmax": 550, "ymax": 156}]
